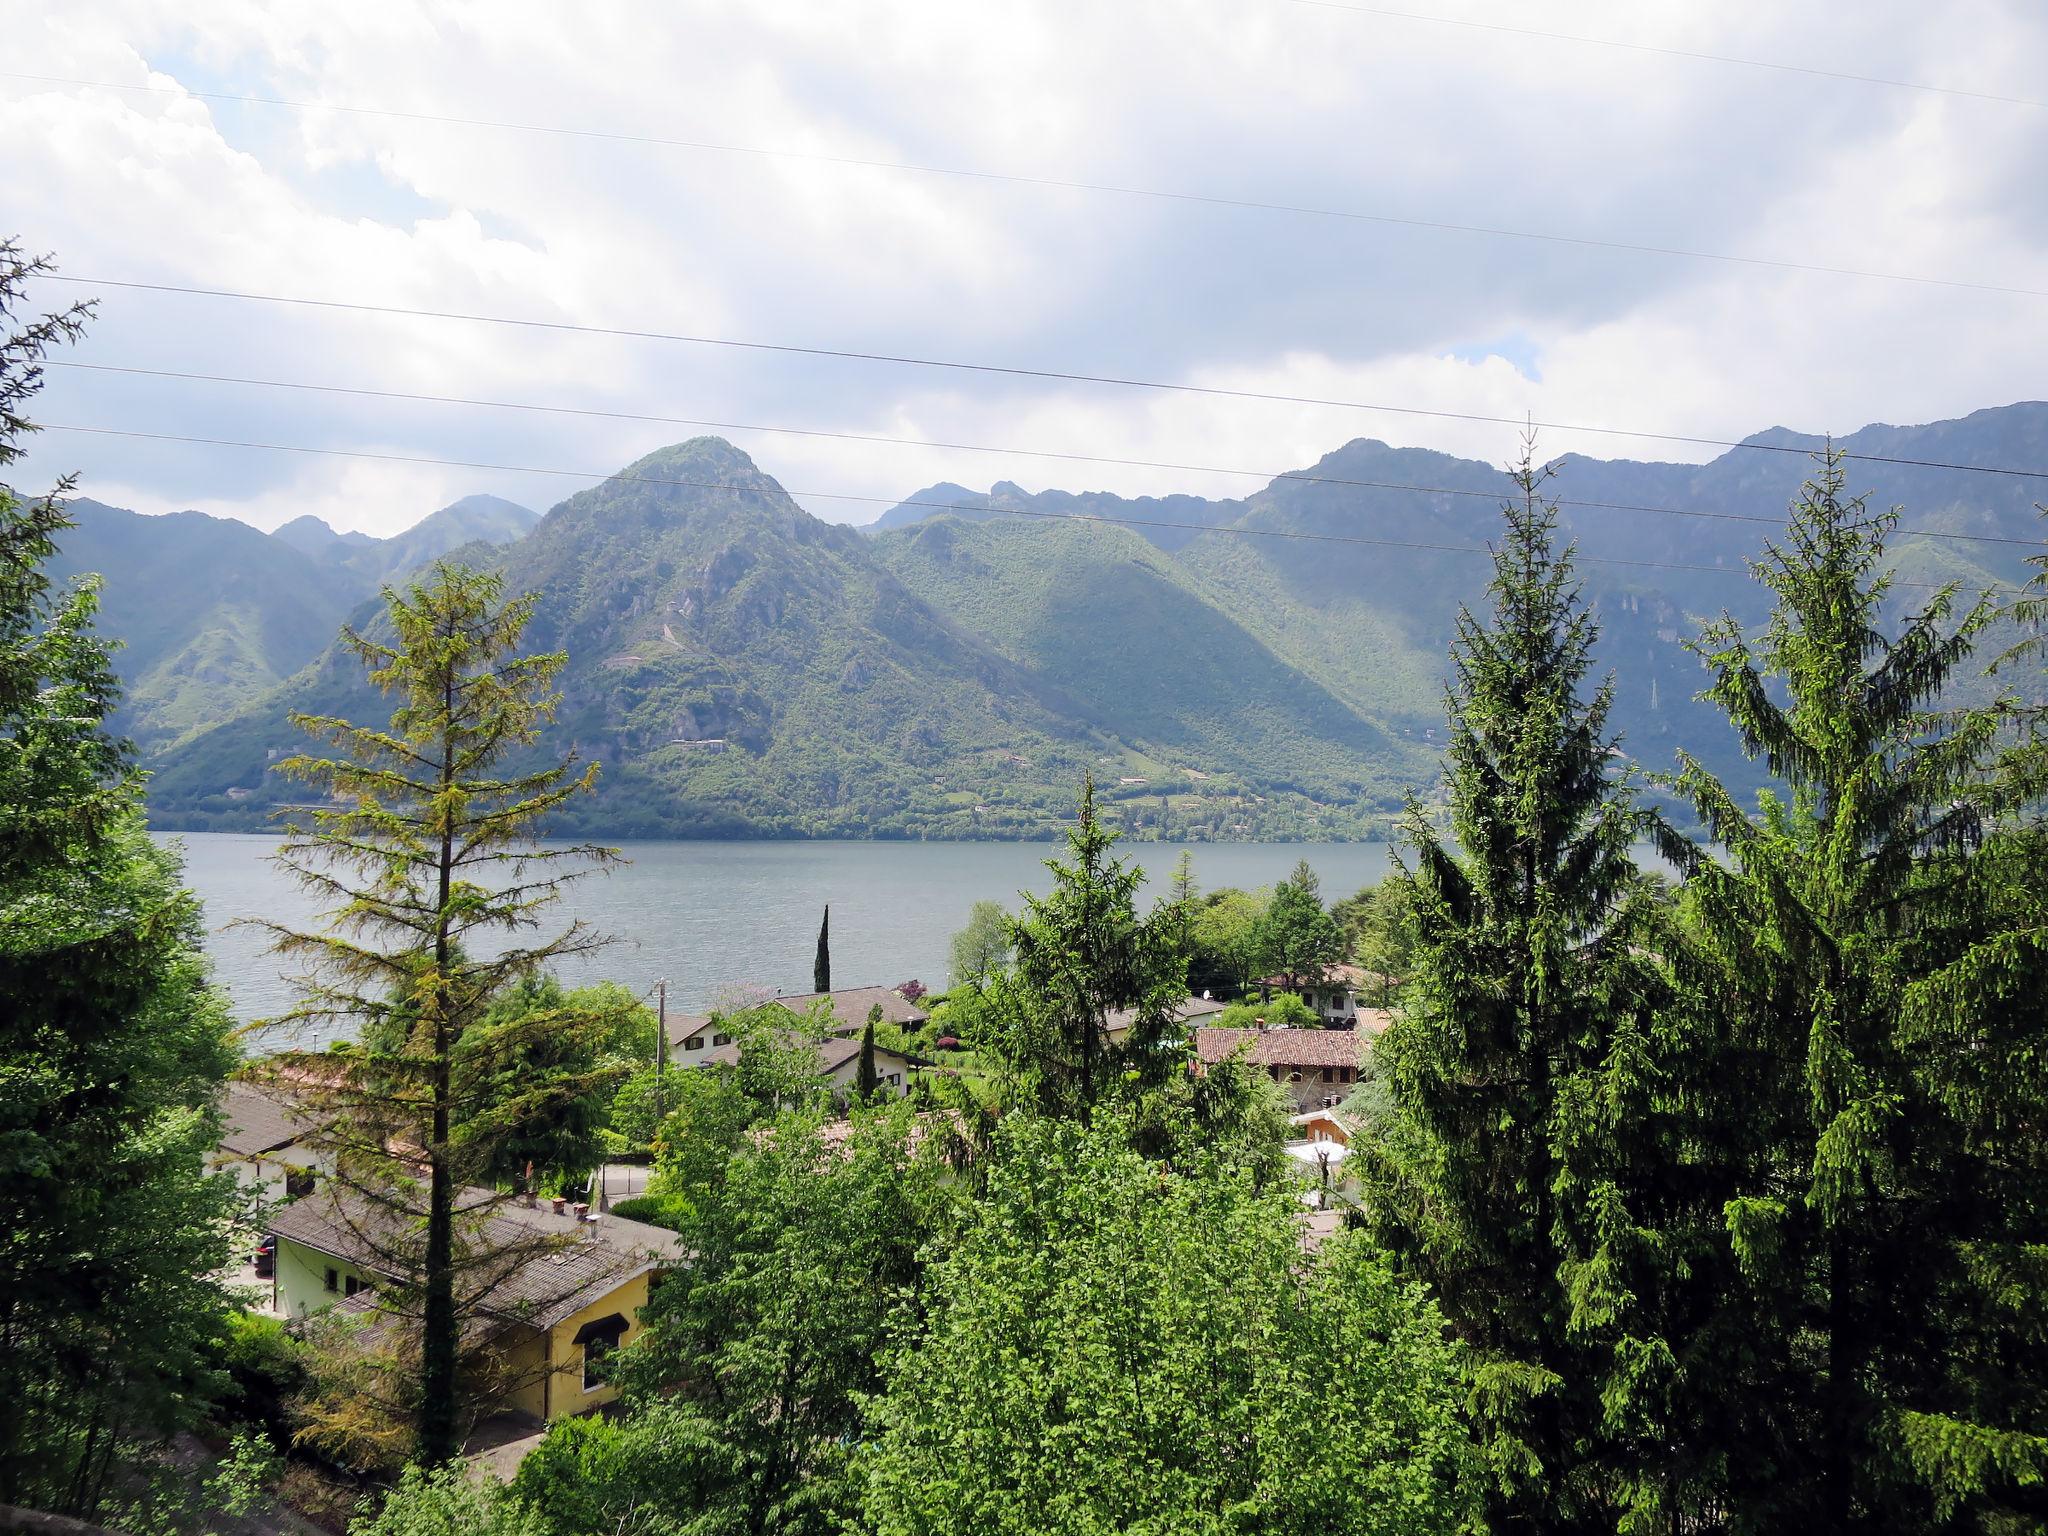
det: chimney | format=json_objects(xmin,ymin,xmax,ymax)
[
  {"xmin": 551, "ymin": 1196, "xmax": 567, "ymax": 1215},
  {"xmin": 573, "ymin": 1201, "xmax": 590, "ymax": 1222}
]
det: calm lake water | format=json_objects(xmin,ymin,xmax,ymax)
[{"xmin": 161, "ymin": 832, "xmax": 1399, "ymax": 1047}]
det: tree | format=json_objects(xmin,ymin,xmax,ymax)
[
  {"xmin": 813, "ymin": 904, "xmax": 831, "ymax": 994},
  {"xmin": 0, "ymin": 242, "xmax": 243, "ymax": 1519},
  {"xmin": 554, "ymin": 1103, "xmax": 961, "ymax": 1536},
  {"xmin": 857, "ymin": 1003, "xmax": 882, "ymax": 1099},
  {"xmin": 1254, "ymin": 865, "xmax": 1342, "ymax": 992},
  {"xmin": 1188, "ymin": 887, "xmax": 1267, "ymax": 1000},
  {"xmin": 1665, "ymin": 450, "xmax": 2046, "ymax": 1529},
  {"xmin": 946, "ymin": 898, "xmax": 1011, "ymax": 988},
  {"xmin": 863, "ymin": 1114, "xmax": 1478, "ymax": 1536},
  {"xmin": 998, "ymin": 776, "xmax": 1188, "ymax": 1119},
  {"xmin": 1213, "ymin": 991, "xmax": 1318, "ymax": 1031},
  {"xmin": 252, "ymin": 563, "xmax": 623, "ymax": 1467},
  {"xmin": 1331, "ymin": 873, "xmax": 1420, "ymax": 1006},
  {"xmin": 1364, "ymin": 444, "xmax": 1701, "ymax": 1530},
  {"xmin": 353, "ymin": 1461, "xmax": 548, "ymax": 1536}
]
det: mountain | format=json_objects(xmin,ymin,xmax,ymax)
[
  {"xmin": 118, "ymin": 403, "xmax": 2048, "ymax": 841},
  {"xmin": 46, "ymin": 493, "xmax": 537, "ymax": 756}
]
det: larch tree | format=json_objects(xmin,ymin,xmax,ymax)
[
  {"xmin": 1666, "ymin": 450, "xmax": 2047, "ymax": 1530},
  {"xmin": 0, "ymin": 242, "xmax": 242, "ymax": 1519},
  {"xmin": 252, "ymin": 562, "xmax": 628, "ymax": 1468},
  {"xmin": 1364, "ymin": 443, "xmax": 1708, "ymax": 1531}
]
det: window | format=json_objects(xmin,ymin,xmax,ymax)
[
  {"xmin": 574, "ymin": 1314, "xmax": 629, "ymax": 1392},
  {"xmin": 1321, "ymin": 1067, "xmax": 1333, "ymax": 1082},
  {"xmin": 324, "ymin": 1266, "xmax": 339, "ymax": 1293},
  {"xmin": 344, "ymin": 1274, "xmax": 365, "ymax": 1298},
  {"xmin": 713, "ymin": 1032, "xmax": 730, "ymax": 1047},
  {"xmin": 684, "ymin": 1034, "xmax": 704, "ymax": 1051}
]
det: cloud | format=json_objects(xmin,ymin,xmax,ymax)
[{"xmin": 8, "ymin": 0, "xmax": 2048, "ymax": 534}]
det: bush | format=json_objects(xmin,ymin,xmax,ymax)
[
  {"xmin": 610, "ymin": 1193, "xmax": 685, "ymax": 1231},
  {"xmin": 212, "ymin": 1310, "xmax": 307, "ymax": 1443},
  {"xmin": 351, "ymin": 1462, "xmax": 547, "ymax": 1536}
]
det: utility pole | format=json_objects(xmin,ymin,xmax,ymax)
[{"xmin": 655, "ymin": 978, "xmax": 669, "ymax": 1127}]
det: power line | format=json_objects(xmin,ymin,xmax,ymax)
[
  {"xmin": 34, "ymin": 274, "xmax": 2048, "ymax": 484},
  {"xmin": 33, "ymin": 421, "xmax": 2021, "ymax": 594},
  {"xmin": 9, "ymin": 72, "xmax": 2047, "ymax": 302},
  {"xmin": 43, "ymin": 358, "xmax": 2046, "ymax": 551},
  {"xmin": 1268, "ymin": 1, "xmax": 2048, "ymax": 111}
]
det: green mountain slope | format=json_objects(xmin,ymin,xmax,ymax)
[{"xmin": 147, "ymin": 441, "xmax": 1389, "ymax": 839}]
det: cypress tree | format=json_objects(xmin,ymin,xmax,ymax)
[
  {"xmin": 815, "ymin": 904, "xmax": 831, "ymax": 994},
  {"xmin": 857, "ymin": 1003, "xmax": 882, "ymax": 1100},
  {"xmin": 1666, "ymin": 450, "xmax": 2047, "ymax": 1528},
  {"xmin": 1365, "ymin": 442, "xmax": 1703, "ymax": 1530}
]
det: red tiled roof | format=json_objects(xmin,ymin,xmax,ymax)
[{"xmin": 1193, "ymin": 1026, "xmax": 1367, "ymax": 1070}]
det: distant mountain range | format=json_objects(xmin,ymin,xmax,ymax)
[{"xmin": 44, "ymin": 401, "xmax": 2046, "ymax": 840}]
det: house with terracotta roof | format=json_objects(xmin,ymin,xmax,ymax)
[
  {"xmin": 1100, "ymin": 993, "xmax": 1228, "ymax": 1048},
  {"xmin": 269, "ymin": 1183, "xmax": 683, "ymax": 1424},
  {"xmin": 1193, "ymin": 1025, "xmax": 1372, "ymax": 1112}
]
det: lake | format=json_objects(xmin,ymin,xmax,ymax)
[{"xmin": 162, "ymin": 832, "xmax": 1399, "ymax": 1047}]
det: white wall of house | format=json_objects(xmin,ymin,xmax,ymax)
[{"xmin": 274, "ymin": 1235, "xmax": 374, "ymax": 1320}]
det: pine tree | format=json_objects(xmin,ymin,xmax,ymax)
[
  {"xmin": 1364, "ymin": 442, "xmax": 1702, "ymax": 1530},
  {"xmin": 253, "ymin": 563, "xmax": 627, "ymax": 1467},
  {"xmin": 814, "ymin": 904, "xmax": 831, "ymax": 994},
  {"xmin": 1666, "ymin": 450, "xmax": 2047, "ymax": 1528},
  {"xmin": 1001, "ymin": 775, "xmax": 1187, "ymax": 1120}
]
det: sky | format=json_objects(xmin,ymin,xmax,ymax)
[{"xmin": 8, "ymin": 0, "xmax": 2048, "ymax": 537}]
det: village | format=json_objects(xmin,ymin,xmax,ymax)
[{"xmin": 212, "ymin": 954, "xmax": 1393, "ymax": 1468}]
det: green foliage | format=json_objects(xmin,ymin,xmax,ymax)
[
  {"xmin": 1213, "ymin": 991, "xmax": 1319, "ymax": 1030},
  {"xmin": 1331, "ymin": 872, "xmax": 1419, "ymax": 1004},
  {"xmin": 352, "ymin": 1461, "xmax": 549, "ymax": 1536},
  {"xmin": 251, "ymin": 562, "xmax": 620, "ymax": 1467},
  {"xmin": 1364, "ymin": 446, "xmax": 1705, "ymax": 1530},
  {"xmin": 0, "ymin": 241, "xmax": 243, "ymax": 1520},
  {"xmin": 566, "ymin": 1101, "xmax": 962, "ymax": 1536},
  {"xmin": 1187, "ymin": 886, "xmax": 1268, "ymax": 999},
  {"xmin": 1254, "ymin": 859, "xmax": 1344, "ymax": 988},
  {"xmin": 1664, "ymin": 449, "xmax": 2047, "ymax": 1529},
  {"xmin": 813, "ymin": 904, "xmax": 830, "ymax": 994},
  {"xmin": 862, "ymin": 1113, "xmax": 1478, "ymax": 1536},
  {"xmin": 993, "ymin": 777, "xmax": 1190, "ymax": 1118},
  {"xmin": 947, "ymin": 898, "xmax": 1011, "ymax": 987}
]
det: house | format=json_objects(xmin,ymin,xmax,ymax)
[
  {"xmin": 1255, "ymin": 963, "xmax": 1392, "ymax": 1025},
  {"xmin": 699, "ymin": 1030, "xmax": 919, "ymax": 1101},
  {"xmin": 1286, "ymin": 1107, "xmax": 1362, "ymax": 1207},
  {"xmin": 268, "ymin": 1184, "xmax": 683, "ymax": 1423},
  {"xmin": 1100, "ymin": 993, "xmax": 1228, "ymax": 1048},
  {"xmin": 1192, "ymin": 1025, "xmax": 1370, "ymax": 1112},
  {"xmin": 666, "ymin": 984, "xmax": 930, "ymax": 1067},
  {"xmin": 213, "ymin": 1081, "xmax": 330, "ymax": 1202}
]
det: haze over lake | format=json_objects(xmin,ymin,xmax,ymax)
[{"xmin": 165, "ymin": 832, "xmax": 1400, "ymax": 1047}]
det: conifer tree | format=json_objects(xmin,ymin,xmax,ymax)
[
  {"xmin": 1000, "ymin": 775, "xmax": 1187, "ymax": 1119},
  {"xmin": 1364, "ymin": 442, "xmax": 1702, "ymax": 1529},
  {"xmin": 1256, "ymin": 861, "xmax": 1342, "ymax": 994},
  {"xmin": 0, "ymin": 244, "xmax": 242, "ymax": 1518},
  {"xmin": 1666, "ymin": 451, "xmax": 2046, "ymax": 1528},
  {"xmin": 254, "ymin": 563, "xmax": 626, "ymax": 1468},
  {"xmin": 857, "ymin": 1003, "xmax": 882, "ymax": 1100},
  {"xmin": 814, "ymin": 904, "xmax": 831, "ymax": 994}
]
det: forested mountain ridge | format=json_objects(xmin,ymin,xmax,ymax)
[{"xmin": 72, "ymin": 401, "xmax": 2048, "ymax": 840}]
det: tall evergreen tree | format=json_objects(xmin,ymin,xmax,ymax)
[
  {"xmin": 1364, "ymin": 444, "xmax": 1702, "ymax": 1531},
  {"xmin": 857, "ymin": 1003, "xmax": 882, "ymax": 1100},
  {"xmin": 1666, "ymin": 451, "xmax": 2047, "ymax": 1529},
  {"xmin": 999, "ymin": 775, "xmax": 1187, "ymax": 1120},
  {"xmin": 254, "ymin": 563, "xmax": 625, "ymax": 1467},
  {"xmin": 0, "ymin": 243, "xmax": 242, "ymax": 1518},
  {"xmin": 814, "ymin": 904, "xmax": 831, "ymax": 994}
]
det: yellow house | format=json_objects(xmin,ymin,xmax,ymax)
[{"xmin": 269, "ymin": 1184, "xmax": 683, "ymax": 1423}]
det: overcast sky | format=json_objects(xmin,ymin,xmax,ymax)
[{"xmin": 9, "ymin": 1, "xmax": 2048, "ymax": 536}]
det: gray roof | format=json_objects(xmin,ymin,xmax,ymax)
[
  {"xmin": 700, "ymin": 1031, "xmax": 918, "ymax": 1073},
  {"xmin": 770, "ymin": 986, "xmax": 929, "ymax": 1033},
  {"xmin": 270, "ymin": 1184, "xmax": 684, "ymax": 1331},
  {"xmin": 219, "ymin": 1082, "xmax": 314, "ymax": 1157},
  {"xmin": 1103, "ymin": 994, "xmax": 1228, "ymax": 1035}
]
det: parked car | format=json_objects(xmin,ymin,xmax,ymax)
[{"xmin": 252, "ymin": 1235, "xmax": 276, "ymax": 1279}]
